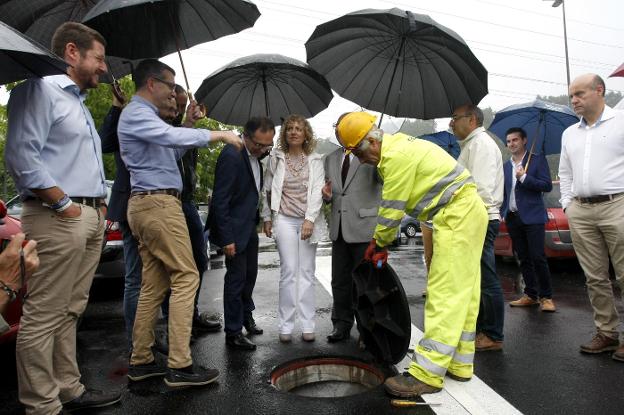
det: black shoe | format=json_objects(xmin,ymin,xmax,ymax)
[
  {"xmin": 243, "ymin": 317, "xmax": 263, "ymax": 335},
  {"xmin": 128, "ymin": 361, "xmax": 167, "ymax": 381},
  {"xmin": 193, "ymin": 313, "xmax": 222, "ymax": 332},
  {"xmin": 327, "ymin": 328, "xmax": 350, "ymax": 343},
  {"xmin": 63, "ymin": 389, "xmax": 121, "ymax": 411},
  {"xmin": 226, "ymin": 333, "xmax": 257, "ymax": 350},
  {"xmin": 164, "ymin": 366, "xmax": 220, "ymax": 388},
  {"xmin": 153, "ymin": 332, "xmax": 169, "ymax": 355}
]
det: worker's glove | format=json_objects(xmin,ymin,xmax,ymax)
[{"xmin": 364, "ymin": 239, "xmax": 388, "ymax": 269}]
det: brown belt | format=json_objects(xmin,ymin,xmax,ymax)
[
  {"xmin": 130, "ymin": 189, "xmax": 181, "ymax": 200},
  {"xmin": 575, "ymin": 192, "xmax": 624, "ymax": 204}
]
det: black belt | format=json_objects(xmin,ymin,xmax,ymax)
[
  {"xmin": 70, "ymin": 197, "xmax": 105, "ymax": 208},
  {"xmin": 24, "ymin": 196, "xmax": 104, "ymax": 208},
  {"xmin": 575, "ymin": 192, "xmax": 624, "ymax": 204},
  {"xmin": 130, "ymin": 189, "xmax": 181, "ymax": 200}
]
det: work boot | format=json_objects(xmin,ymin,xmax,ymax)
[
  {"xmin": 580, "ymin": 332, "xmax": 619, "ymax": 354},
  {"xmin": 446, "ymin": 372, "xmax": 471, "ymax": 382},
  {"xmin": 509, "ymin": 295, "xmax": 539, "ymax": 307},
  {"xmin": 612, "ymin": 344, "xmax": 624, "ymax": 362},
  {"xmin": 539, "ymin": 298, "xmax": 556, "ymax": 312},
  {"xmin": 475, "ymin": 333, "xmax": 503, "ymax": 352},
  {"xmin": 384, "ymin": 372, "xmax": 441, "ymax": 398}
]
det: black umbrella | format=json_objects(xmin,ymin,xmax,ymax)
[
  {"xmin": 194, "ymin": 54, "xmax": 333, "ymax": 126},
  {"xmin": 82, "ymin": 0, "xmax": 260, "ymax": 93},
  {"xmin": 305, "ymin": 8, "xmax": 488, "ymax": 122},
  {"xmin": 0, "ymin": 19, "xmax": 68, "ymax": 84},
  {"xmin": 0, "ymin": 0, "xmax": 136, "ymax": 83}
]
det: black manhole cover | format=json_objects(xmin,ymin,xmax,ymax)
[{"xmin": 270, "ymin": 357, "xmax": 385, "ymax": 398}]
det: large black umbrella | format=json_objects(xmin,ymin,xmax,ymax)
[
  {"xmin": 194, "ymin": 54, "xmax": 333, "ymax": 126},
  {"xmin": 0, "ymin": 19, "xmax": 68, "ymax": 84},
  {"xmin": 0, "ymin": 0, "xmax": 136, "ymax": 83},
  {"xmin": 82, "ymin": 0, "xmax": 260, "ymax": 92},
  {"xmin": 305, "ymin": 8, "xmax": 488, "ymax": 122}
]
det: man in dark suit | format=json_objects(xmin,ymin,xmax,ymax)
[
  {"xmin": 501, "ymin": 127, "xmax": 555, "ymax": 312},
  {"xmin": 209, "ymin": 117, "xmax": 275, "ymax": 350}
]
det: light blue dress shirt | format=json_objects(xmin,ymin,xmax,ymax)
[
  {"xmin": 118, "ymin": 95, "xmax": 213, "ymax": 192},
  {"xmin": 5, "ymin": 75, "xmax": 107, "ymax": 198}
]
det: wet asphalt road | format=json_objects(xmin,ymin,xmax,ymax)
[{"xmin": 1, "ymin": 236, "xmax": 623, "ymax": 415}]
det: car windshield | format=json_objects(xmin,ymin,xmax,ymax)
[{"xmin": 543, "ymin": 183, "xmax": 561, "ymax": 208}]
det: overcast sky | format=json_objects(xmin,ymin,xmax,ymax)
[{"xmin": 3, "ymin": 0, "xmax": 623, "ymax": 141}]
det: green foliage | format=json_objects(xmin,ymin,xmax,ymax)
[{"xmin": 538, "ymin": 91, "xmax": 623, "ymax": 108}]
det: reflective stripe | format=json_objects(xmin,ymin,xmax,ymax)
[
  {"xmin": 413, "ymin": 351, "xmax": 447, "ymax": 376},
  {"xmin": 380, "ymin": 199, "xmax": 406, "ymax": 211},
  {"xmin": 419, "ymin": 338, "xmax": 456, "ymax": 357},
  {"xmin": 413, "ymin": 164, "xmax": 466, "ymax": 213},
  {"xmin": 377, "ymin": 216, "xmax": 402, "ymax": 228},
  {"xmin": 426, "ymin": 177, "xmax": 474, "ymax": 220},
  {"xmin": 451, "ymin": 351, "xmax": 475, "ymax": 364},
  {"xmin": 460, "ymin": 331, "xmax": 476, "ymax": 342}
]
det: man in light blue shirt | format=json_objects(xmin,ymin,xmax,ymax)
[
  {"xmin": 5, "ymin": 22, "xmax": 121, "ymax": 415},
  {"xmin": 118, "ymin": 59, "xmax": 241, "ymax": 388}
]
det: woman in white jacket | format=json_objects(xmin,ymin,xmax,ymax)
[{"xmin": 262, "ymin": 114, "xmax": 327, "ymax": 343}]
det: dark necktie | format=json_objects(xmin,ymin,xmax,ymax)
[{"xmin": 341, "ymin": 153, "xmax": 350, "ymax": 186}]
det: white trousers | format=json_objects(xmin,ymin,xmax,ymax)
[{"xmin": 274, "ymin": 214, "xmax": 317, "ymax": 334}]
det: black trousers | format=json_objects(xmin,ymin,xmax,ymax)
[
  {"xmin": 506, "ymin": 212, "xmax": 553, "ymax": 299},
  {"xmin": 330, "ymin": 230, "xmax": 368, "ymax": 331}
]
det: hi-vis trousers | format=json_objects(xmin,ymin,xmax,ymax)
[{"xmin": 408, "ymin": 183, "xmax": 488, "ymax": 388}]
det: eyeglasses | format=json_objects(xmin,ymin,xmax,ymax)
[
  {"xmin": 247, "ymin": 135, "xmax": 273, "ymax": 150},
  {"xmin": 450, "ymin": 114, "xmax": 472, "ymax": 122},
  {"xmin": 152, "ymin": 76, "xmax": 176, "ymax": 92}
]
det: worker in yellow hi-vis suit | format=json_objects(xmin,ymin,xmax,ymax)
[{"xmin": 336, "ymin": 112, "xmax": 488, "ymax": 397}]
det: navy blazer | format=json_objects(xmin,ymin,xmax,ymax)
[
  {"xmin": 100, "ymin": 106, "xmax": 130, "ymax": 223},
  {"xmin": 501, "ymin": 152, "xmax": 552, "ymax": 225},
  {"xmin": 208, "ymin": 144, "xmax": 261, "ymax": 252}
]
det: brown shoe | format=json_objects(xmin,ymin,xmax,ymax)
[
  {"xmin": 539, "ymin": 298, "xmax": 556, "ymax": 312},
  {"xmin": 580, "ymin": 332, "xmax": 619, "ymax": 354},
  {"xmin": 446, "ymin": 372, "xmax": 471, "ymax": 382},
  {"xmin": 613, "ymin": 345, "xmax": 624, "ymax": 362},
  {"xmin": 384, "ymin": 373, "xmax": 441, "ymax": 398},
  {"xmin": 475, "ymin": 333, "xmax": 503, "ymax": 352},
  {"xmin": 509, "ymin": 295, "xmax": 539, "ymax": 307}
]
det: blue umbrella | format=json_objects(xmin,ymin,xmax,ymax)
[
  {"xmin": 489, "ymin": 99, "xmax": 578, "ymax": 157},
  {"xmin": 420, "ymin": 131, "xmax": 460, "ymax": 159}
]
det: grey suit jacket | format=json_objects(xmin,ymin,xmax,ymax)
[{"xmin": 323, "ymin": 148, "xmax": 382, "ymax": 243}]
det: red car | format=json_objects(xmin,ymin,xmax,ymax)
[
  {"xmin": 495, "ymin": 181, "xmax": 576, "ymax": 258},
  {"xmin": 0, "ymin": 199, "xmax": 25, "ymax": 344}
]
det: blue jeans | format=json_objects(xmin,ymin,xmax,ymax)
[
  {"xmin": 161, "ymin": 202, "xmax": 208, "ymax": 320},
  {"xmin": 120, "ymin": 220, "xmax": 142, "ymax": 350},
  {"xmin": 477, "ymin": 220, "xmax": 505, "ymax": 341}
]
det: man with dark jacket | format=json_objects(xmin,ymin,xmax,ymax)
[
  {"xmin": 208, "ymin": 117, "xmax": 275, "ymax": 350},
  {"xmin": 501, "ymin": 127, "xmax": 555, "ymax": 312}
]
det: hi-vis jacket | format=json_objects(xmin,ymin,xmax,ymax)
[{"xmin": 374, "ymin": 133, "xmax": 475, "ymax": 247}]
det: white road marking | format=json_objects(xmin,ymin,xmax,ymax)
[{"xmin": 315, "ymin": 256, "xmax": 523, "ymax": 415}]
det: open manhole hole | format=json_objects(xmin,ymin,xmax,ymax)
[{"xmin": 270, "ymin": 357, "xmax": 386, "ymax": 398}]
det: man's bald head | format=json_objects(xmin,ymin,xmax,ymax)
[{"xmin": 569, "ymin": 73, "xmax": 606, "ymax": 124}]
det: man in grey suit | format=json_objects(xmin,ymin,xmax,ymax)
[{"xmin": 322, "ymin": 116, "xmax": 382, "ymax": 342}]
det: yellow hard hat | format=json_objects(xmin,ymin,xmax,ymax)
[{"xmin": 336, "ymin": 112, "xmax": 377, "ymax": 150}]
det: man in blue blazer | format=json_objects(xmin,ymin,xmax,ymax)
[
  {"xmin": 208, "ymin": 117, "xmax": 275, "ymax": 350},
  {"xmin": 501, "ymin": 127, "xmax": 555, "ymax": 312}
]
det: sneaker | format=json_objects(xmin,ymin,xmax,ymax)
[
  {"xmin": 384, "ymin": 372, "xmax": 441, "ymax": 398},
  {"xmin": 509, "ymin": 295, "xmax": 539, "ymax": 307},
  {"xmin": 128, "ymin": 361, "xmax": 167, "ymax": 381},
  {"xmin": 279, "ymin": 333, "xmax": 292, "ymax": 343},
  {"xmin": 580, "ymin": 332, "xmax": 619, "ymax": 354},
  {"xmin": 62, "ymin": 389, "xmax": 121, "ymax": 411},
  {"xmin": 302, "ymin": 332, "xmax": 315, "ymax": 342},
  {"xmin": 164, "ymin": 366, "xmax": 220, "ymax": 388},
  {"xmin": 539, "ymin": 298, "xmax": 556, "ymax": 312},
  {"xmin": 475, "ymin": 333, "xmax": 503, "ymax": 352},
  {"xmin": 612, "ymin": 344, "xmax": 624, "ymax": 362}
]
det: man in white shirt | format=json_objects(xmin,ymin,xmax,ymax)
[
  {"xmin": 559, "ymin": 73, "xmax": 624, "ymax": 362},
  {"xmin": 451, "ymin": 104, "xmax": 505, "ymax": 351}
]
